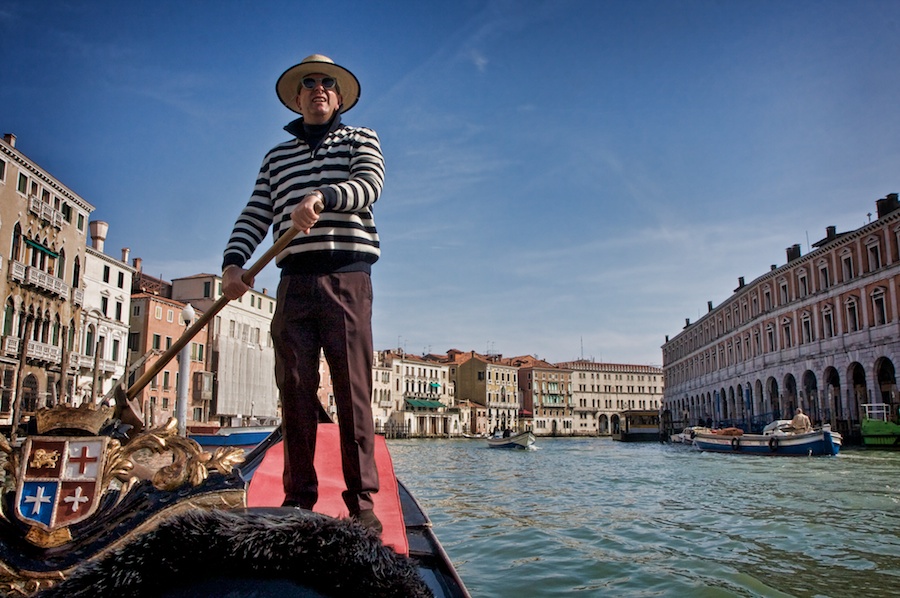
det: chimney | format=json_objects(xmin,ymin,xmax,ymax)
[
  {"xmin": 121, "ymin": 247, "xmax": 130, "ymax": 264},
  {"xmin": 738, "ymin": 276, "xmax": 745, "ymax": 288},
  {"xmin": 684, "ymin": 318, "xmax": 691, "ymax": 328},
  {"xmin": 89, "ymin": 221, "xmax": 109, "ymax": 252},
  {"xmin": 2, "ymin": 133, "xmax": 15, "ymax": 148},
  {"xmin": 786, "ymin": 244, "xmax": 801, "ymax": 262},
  {"xmin": 707, "ymin": 301, "xmax": 713, "ymax": 313},
  {"xmin": 771, "ymin": 264, "xmax": 777, "ymax": 271},
  {"xmin": 876, "ymin": 193, "xmax": 899, "ymax": 219},
  {"xmin": 826, "ymin": 225, "xmax": 836, "ymax": 240},
  {"xmin": 262, "ymin": 287, "xmax": 269, "ymax": 296},
  {"xmin": 133, "ymin": 257, "xmax": 143, "ymax": 272}
]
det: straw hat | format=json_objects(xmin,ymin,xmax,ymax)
[{"xmin": 275, "ymin": 54, "xmax": 360, "ymax": 114}]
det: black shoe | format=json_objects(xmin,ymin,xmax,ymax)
[
  {"xmin": 351, "ymin": 509, "xmax": 383, "ymax": 534},
  {"xmin": 282, "ymin": 499, "xmax": 314, "ymax": 510}
]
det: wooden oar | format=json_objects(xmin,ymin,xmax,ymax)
[{"xmin": 126, "ymin": 225, "xmax": 301, "ymax": 401}]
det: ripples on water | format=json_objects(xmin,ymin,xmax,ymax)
[{"xmin": 387, "ymin": 438, "xmax": 900, "ymax": 597}]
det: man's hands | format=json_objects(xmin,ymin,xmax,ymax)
[
  {"xmin": 291, "ymin": 192, "xmax": 325, "ymax": 234},
  {"xmin": 223, "ymin": 192, "xmax": 324, "ymax": 301},
  {"xmin": 222, "ymin": 265, "xmax": 252, "ymax": 300}
]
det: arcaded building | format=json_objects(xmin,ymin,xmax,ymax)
[{"xmin": 662, "ymin": 193, "xmax": 900, "ymax": 442}]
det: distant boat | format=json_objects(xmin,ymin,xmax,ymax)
[
  {"xmin": 486, "ymin": 430, "xmax": 535, "ymax": 450},
  {"xmin": 692, "ymin": 420, "xmax": 842, "ymax": 456},
  {"xmin": 189, "ymin": 425, "xmax": 279, "ymax": 450},
  {"xmin": 670, "ymin": 426, "xmax": 710, "ymax": 444},
  {"xmin": 612, "ymin": 409, "xmax": 661, "ymax": 442},
  {"xmin": 860, "ymin": 403, "xmax": 900, "ymax": 448}
]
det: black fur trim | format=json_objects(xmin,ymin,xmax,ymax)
[{"xmin": 35, "ymin": 508, "xmax": 432, "ymax": 598}]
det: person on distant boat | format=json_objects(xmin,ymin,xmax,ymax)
[
  {"xmin": 791, "ymin": 407, "xmax": 812, "ymax": 433},
  {"xmin": 222, "ymin": 54, "xmax": 384, "ymax": 534}
]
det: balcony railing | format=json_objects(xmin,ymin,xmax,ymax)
[
  {"xmin": 11, "ymin": 261, "xmax": 71, "ymax": 299},
  {"xmin": 28, "ymin": 195, "xmax": 65, "ymax": 229}
]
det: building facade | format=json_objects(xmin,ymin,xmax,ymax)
[
  {"xmin": 558, "ymin": 360, "xmax": 664, "ymax": 436},
  {"xmin": 0, "ymin": 133, "xmax": 93, "ymax": 428},
  {"xmin": 170, "ymin": 274, "xmax": 278, "ymax": 425},
  {"xmin": 511, "ymin": 355, "xmax": 572, "ymax": 436},
  {"xmin": 452, "ymin": 350, "xmax": 519, "ymax": 435},
  {"xmin": 662, "ymin": 194, "xmax": 900, "ymax": 442},
  {"xmin": 128, "ymin": 293, "xmax": 209, "ymax": 428},
  {"xmin": 381, "ymin": 350, "xmax": 458, "ymax": 437},
  {"xmin": 74, "ymin": 221, "xmax": 135, "ymax": 404}
]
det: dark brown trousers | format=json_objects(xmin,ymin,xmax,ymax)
[{"xmin": 272, "ymin": 271, "xmax": 378, "ymax": 513}]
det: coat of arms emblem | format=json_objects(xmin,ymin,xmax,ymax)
[{"xmin": 15, "ymin": 436, "xmax": 109, "ymax": 531}]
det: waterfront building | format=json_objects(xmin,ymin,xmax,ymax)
[
  {"xmin": 128, "ymin": 291, "xmax": 208, "ymax": 428},
  {"xmin": 661, "ymin": 193, "xmax": 900, "ymax": 442},
  {"xmin": 509, "ymin": 355, "xmax": 572, "ymax": 436},
  {"xmin": 450, "ymin": 350, "xmax": 519, "ymax": 435},
  {"xmin": 74, "ymin": 221, "xmax": 135, "ymax": 404},
  {"xmin": 170, "ymin": 274, "xmax": 279, "ymax": 426},
  {"xmin": 556, "ymin": 360, "xmax": 664, "ymax": 436},
  {"xmin": 379, "ymin": 350, "xmax": 458, "ymax": 437},
  {"xmin": 0, "ymin": 133, "xmax": 92, "ymax": 427}
]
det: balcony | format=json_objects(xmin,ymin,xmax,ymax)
[
  {"xmin": 2, "ymin": 336, "xmax": 63, "ymax": 364},
  {"xmin": 28, "ymin": 195, "xmax": 65, "ymax": 229},
  {"xmin": 69, "ymin": 353, "xmax": 117, "ymax": 373},
  {"xmin": 10, "ymin": 261, "xmax": 71, "ymax": 299}
]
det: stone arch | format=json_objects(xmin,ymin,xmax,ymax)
[
  {"xmin": 766, "ymin": 377, "xmax": 780, "ymax": 420},
  {"xmin": 823, "ymin": 367, "xmax": 841, "ymax": 422},
  {"xmin": 875, "ymin": 357, "xmax": 897, "ymax": 405},
  {"xmin": 22, "ymin": 374, "xmax": 39, "ymax": 413},
  {"xmin": 848, "ymin": 362, "xmax": 867, "ymax": 424},
  {"xmin": 783, "ymin": 373, "xmax": 798, "ymax": 415},
  {"xmin": 802, "ymin": 370, "xmax": 819, "ymax": 422}
]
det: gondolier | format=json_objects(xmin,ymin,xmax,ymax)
[{"xmin": 222, "ymin": 54, "xmax": 385, "ymax": 532}]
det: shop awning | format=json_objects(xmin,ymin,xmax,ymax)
[{"xmin": 405, "ymin": 399, "xmax": 445, "ymax": 409}]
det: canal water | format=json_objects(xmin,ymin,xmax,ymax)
[{"xmin": 387, "ymin": 437, "xmax": 900, "ymax": 597}]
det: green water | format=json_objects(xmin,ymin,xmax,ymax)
[{"xmin": 388, "ymin": 438, "xmax": 900, "ymax": 597}]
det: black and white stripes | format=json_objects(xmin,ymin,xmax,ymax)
[{"xmin": 223, "ymin": 124, "xmax": 384, "ymax": 273}]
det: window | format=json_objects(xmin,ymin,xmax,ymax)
[
  {"xmin": 203, "ymin": 281, "xmax": 211, "ymax": 298},
  {"xmin": 103, "ymin": 265, "xmax": 110, "ymax": 283},
  {"xmin": 841, "ymin": 252, "xmax": 854, "ymax": 282},
  {"xmin": 846, "ymin": 298, "xmax": 860, "ymax": 333},
  {"xmin": 115, "ymin": 301, "xmax": 122, "ymax": 321},
  {"xmin": 117, "ymin": 271, "xmax": 124, "ymax": 288},
  {"xmin": 781, "ymin": 318, "xmax": 792, "ymax": 348},
  {"xmin": 77, "ymin": 213, "xmax": 85, "ymax": 231},
  {"xmin": 17, "ymin": 172, "xmax": 27, "ymax": 194},
  {"xmin": 867, "ymin": 240, "xmax": 882, "ymax": 272},
  {"xmin": 111, "ymin": 339, "xmax": 120, "ymax": 362},
  {"xmin": 155, "ymin": 306, "xmax": 162, "ymax": 320},
  {"xmin": 798, "ymin": 272, "xmax": 808, "ymax": 298},
  {"xmin": 163, "ymin": 371, "xmax": 170, "ymax": 390},
  {"xmin": 167, "ymin": 309, "xmax": 174, "ymax": 323},
  {"xmin": 133, "ymin": 304, "xmax": 141, "ymax": 317},
  {"xmin": 779, "ymin": 281, "xmax": 789, "ymax": 305},
  {"xmin": 100, "ymin": 296, "xmax": 108, "ymax": 316},
  {"xmin": 0, "ymin": 158, "xmax": 5, "ymax": 182},
  {"xmin": 152, "ymin": 334, "xmax": 161, "ymax": 350},
  {"xmin": 801, "ymin": 313, "xmax": 813, "ymax": 343},
  {"xmin": 872, "ymin": 288, "xmax": 887, "ymax": 326},
  {"xmin": 766, "ymin": 325, "xmax": 776, "ymax": 352},
  {"xmin": 763, "ymin": 288, "xmax": 772, "ymax": 311},
  {"xmin": 819, "ymin": 264, "xmax": 830, "ymax": 290},
  {"xmin": 822, "ymin": 308, "xmax": 835, "ymax": 338}
]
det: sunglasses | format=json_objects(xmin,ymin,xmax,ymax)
[{"xmin": 301, "ymin": 77, "xmax": 337, "ymax": 90}]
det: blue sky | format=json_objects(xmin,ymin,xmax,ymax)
[{"xmin": 2, "ymin": 0, "xmax": 899, "ymax": 365}]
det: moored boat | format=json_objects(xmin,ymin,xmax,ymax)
[
  {"xmin": 612, "ymin": 409, "xmax": 661, "ymax": 442},
  {"xmin": 486, "ymin": 430, "xmax": 535, "ymax": 449},
  {"xmin": 692, "ymin": 420, "xmax": 842, "ymax": 456},
  {"xmin": 670, "ymin": 426, "xmax": 710, "ymax": 444},
  {"xmin": 189, "ymin": 425, "xmax": 279, "ymax": 450},
  {"xmin": 860, "ymin": 403, "xmax": 900, "ymax": 448}
]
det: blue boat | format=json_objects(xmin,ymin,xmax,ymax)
[
  {"xmin": 189, "ymin": 425, "xmax": 278, "ymax": 450},
  {"xmin": 692, "ymin": 420, "xmax": 842, "ymax": 456}
]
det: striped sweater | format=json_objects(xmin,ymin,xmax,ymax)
[{"xmin": 223, "ymin": 116, "xmax": 384, "ymax": 274}]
